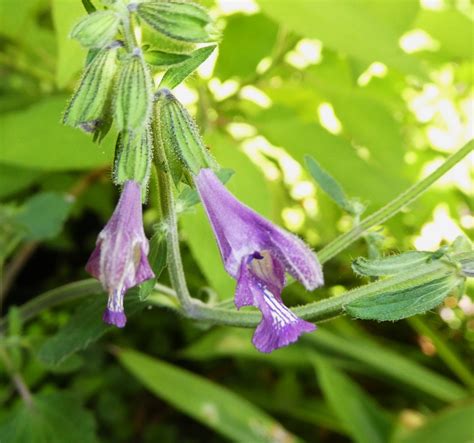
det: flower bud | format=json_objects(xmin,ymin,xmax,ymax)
[
  {"xmin": 153, "ymin": 89, "xmax": 217, "ymax": 185},
  {"xmin": 70, "ymin": 10, "xmax": 121, "ymax": 49},
  {"xmin": 63, "ymin": 44, "xmax": 120, "ymax": 133},
  {"xmin": 114, "ymin": 50, "xmax": 153, "ymax": 132},
  {"xmin": 113, "ymin": 130, "xmax": 153, "ymax": 197},
  {"xmin": 136, "ymin": 1, "xmax": 217, "ymax": 43}
]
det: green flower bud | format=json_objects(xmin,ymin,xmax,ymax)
[
  {"xmin": 113, "ymin": 130, "xmax": 153, "ymax": 197},
  {"xmin": 153, "ymin": 89, "xmax": 217, "ymax": 186},
  {"xmin": 63, "ymin": 44, "xmax": 120, "ymax": 134},
  {"xmin": 114, "ymin": 49, "xmax": 153, "ymax": 132},
  {"xmin": 70, "ymin": 10, "xmax": 121, "ymax": 49},
  {"xmin": 135, "ymin": 1, "xmax": 217, "ymax": 43}
]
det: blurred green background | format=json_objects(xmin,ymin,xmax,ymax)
[{"xmin": 0, "ymin": 0, "xmax": 473, "ymax": 442}]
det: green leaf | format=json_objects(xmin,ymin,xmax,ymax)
[
  {"xmin": 415, "ymin": 8, "xmax": 474, "ymax": 60},
  {"xmin": 37, "ymin": 292, "xmax": 144, "ymax": 366},
  {"xmin": 0, "ymin": 0, "xmax": 43, "ymax": 40},
  {"xmin": 0, "ymin": 164, "xmax": 42, "ymax": 199},
  {"xmin": 305, "ymin": 330, "xmax": 467, "ymax": 402},
  {"xmin": 144, "ymin": 50, "xmax": 190, "ymax": 67},
  {"xmin": 254, "ymin": 105, "xmax": 408, "ymax": 206},
  {"xmin": 352, "ymin": 251, "xmax": 434, "ymax": 277},
  {"xmin": 52, "ymin": 0, "xmax": 88, "ymax": 88},
  {"xmin": 0, "ymin": 391, "xmax": 98, "ymax": 443},
  {"xmin": 117, "ymin": 348, "xmax": 301, "ymax": 443},
  {"xmin": 304, "ymin": 155, "xmax": 350, "ymax": 212},
  {"xmin": 257, "ymin": 0, "xmax": 424, "ymax": 77},
  {"xmin": 395, "ymin": 402, "xmax": 474, "ymax": 443},
  {"xmin": 312, "ymin": 356, "xmax": 392, "ymax": 443},
  {"xmin": 160, "ymin": 45, "xmax": 216, "ymax": 89},
  {"xmin": 0, "ymin": 206, "xmax": 24, "ymax": 261},
  {"xmin": 14, "ymin": 192, "xmax": 73, "ymax": 241},
  {"xmin": 346, "ymin": 275, "xmax": 461, "ymax": 321},
  {"xmin": 215, "ymin": 13, "xmax": 278, "ymax": 80},
  {"xmin": 0, "ymin": 96, "xmax": 115, "ymax": 170}
]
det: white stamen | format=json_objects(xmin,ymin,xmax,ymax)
[{"xmin": 262, "ymin": 288, "xmax": 297, "ymax": 329}]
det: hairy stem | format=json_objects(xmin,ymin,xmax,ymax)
[
  {"xmin": 0, "ymin": 346, "xmax": 33, "ymax": 407},
  {"xmin": 152, "ymin": 153, "xmax": 194, "ymax": 311},
  {"xmin": 318, "ymin": 140, "xmax": 473, "ymax": 264},
  {"xmin": 2, "ymin": 143, "xmax": 472, "ymax": 330}
]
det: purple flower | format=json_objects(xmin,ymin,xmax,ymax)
[
  {"xmin": 86, "ymin": 180, "xmax": 154, "ymax": 327},
  {"xmin": 195, "ymin": 169, "xmax": 324, "ymax": 352}
]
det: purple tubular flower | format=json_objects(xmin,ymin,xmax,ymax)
[
  {"xmin": 195, "ymin": 169, "xmax": 324, "ymax": 352},
  {"xmin": 86, "ymin": 180, "xmax": 154, "ymax": 327}
]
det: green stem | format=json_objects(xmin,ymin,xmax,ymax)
[
  {"xmin": 176, "ymin": 255, "xmax": 455, "ymax": 327},
  {"xmin": 407, "ymin": 316, "xmax": 474, "ymax": 390},
  {"xmin": 153, "ymin": 157, "xmax": 194, "ymax": 311},
  {"xmin": 0, "ymin": 280, "xmax": 102, "ymax": 331},
  {"xmin": 318, "ymin": 140, "xmax": 474, "ymax": 264},
  {"xmin": 0, "ymin": 347, "xmax": 33, "ymax": 407}
]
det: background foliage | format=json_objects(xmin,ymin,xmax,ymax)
[{"xmin": 0, "ymin": 0, "xmax": 473, "ymax": 442}]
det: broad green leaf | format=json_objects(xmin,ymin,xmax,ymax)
[
  {"xmin": 0, "ymin": 391, "xmax": 98, "ymax": 443},
  {"xmin": 180, "ymin": 131, "xmax": 272, "ymax": 299},
  {"xmin": 215, "ymin": 13, "xmax": 278, "ymax": 80},
  {"xmin": 396, "ymin": 402, "xmax": 474, "ymax": 443},
  {"xmin": 160, "ymin": 45, "xmax": 216, "ymax": 89},
  {"xmin": 181, "ymin": 327, "xmax": 308, "ymax": 367},
  {"xmin": 14, "ymin": 192, "xmax": 73, "ymax": 241},
  {"xmin": 346, "ymin": 275, "xmax": 461, "ymax": 321},
  {"xmin": 0, "ymin": 96, "xmax": 114, "ymax": 170},
  {"xmin": 304, "ymin": 155, "xmax": 350, "ymax": 211},
  {"xmin": 352, "ymin": 251, "xmax": 434, "ymax": 277},
  {"xmin": 328, "ymin": 90, "xmax": 407, "ymax": 170},
  {"xmin": 312, "ymin": 356, "xmax": 392, "ymax": 443},
  {"xmin": 117, "ymin": 348, "xmax": 301, "ymax": 443},
  {"xmin": 258, "ymin": 0, "xmax": 424, "ymax": 77},
  {"xmin": 0, "ymin": 0, "xmax": 43, "ymax": 40},
  {"xmin": 304, "ymin": 330, "xmax": 467, "ymax": 402},
  {"xmin": 37, "ymin": 292, "xmax": 144, "ymax": 366},
  {"xmin": 254, "ymin": 105, "xmax": 408, "ymax": 206},
  {"xmin": 0, "ymin": 164, "xmax": 42, "ymax": 199},
  {"xmin": 0, "ymin": 206, "xmax": 24, "ymax": 261},
  {"xmin": 52, "ymin": 0, "xmax": 88, "ymax": 88},
  {"xmin": 145, "ymin": 50, "xmax": 190, "ymax": 67},
  {"xmin": 415, "ymin": 8, "xmax": 474, "ymax": 60}
]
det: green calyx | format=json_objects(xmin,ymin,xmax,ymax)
[
  {"xmin": 114, "ymin": 50, "xmax": 153, "ymax": 132},
  {"xmin": 113, "ymin": 130, "xmax": 153, "ymax": 199},
  {"xmin": 153, "ymin": 89, "xmax": 218, "ymax": 186},
  {"xmin": 70, "ymin": 10, "xmax": 121, "ymax": 49},
  {"xmin": 136, "ymin": 1, "xmax": 218, "ymax": 43},
  {"xmin": 63, "ymin": 45, "xmax": 120, "ymax": 134}
]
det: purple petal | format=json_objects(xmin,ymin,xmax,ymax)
[
  {"xmin": 267, "ymin": 227, "xmax": 324, "ymax": 290},
  {"xmin": 236, "ymin": 253, "xmax": 315, "ymax": 352},
  {"xmin": 103, "ymin": 308, "xmax": 127, "ymax": 328},
  {"xmin": 195, "ymin": 169, "xmax": 323, "ymax": 289},
  {"xmin": 196, "ymin": 169, "xmax": 286, "ymax": 277},
  {"xmin": 86, "ymin": 180, "xmax": 155, "ymax": 326},
  {"xmin": 85, "ymin": 241, "xmax": 102, "ymax": 279},
  {"xmin": 253, "ymin": 310, "xmax": 316, "ymax": 353}
]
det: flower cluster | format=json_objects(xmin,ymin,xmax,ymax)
[{"xmin": 68, "ymin": 0, "xmax": 324, "ymax": 352}]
